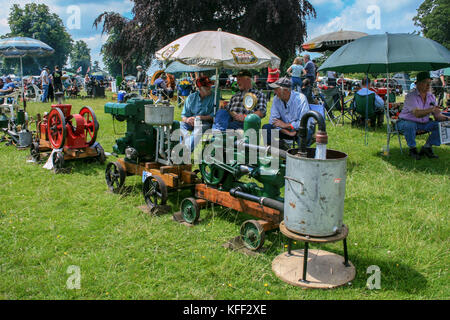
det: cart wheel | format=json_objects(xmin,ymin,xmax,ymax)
[
  {"xmin": 180, "ymin": 197, "xmax": 200, "ymax": 224},
  {"xmin": 105, "ymin": 161, "xmax": 126, "ymax": 193},
  {"xmin": 47, "ymin": 107, "xmax": 66, "ymax": 149},
  {"xmin": 52, "ymin": 151, "xmax": 64, "ymax": 174},
  {"xmin": 95, "ymin": 144, "xmax": 106, "ymax": 164},
  {"xmin": 79, "ymin": 106, "xmax": 99, "ymax": 146},
  {"xmin": 142, "ymin": 175, "xmax": 168, "ymax": 211},
  {"xmin": 30, "ymin": 142, "xmax": 40, "ymax": 162},
  {"xmin": 240, "ymin": 220, "xmax": 265, "ymax": 251}
]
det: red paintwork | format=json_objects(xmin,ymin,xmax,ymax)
[{"xmin": 41, "ymin": 104, "xmax": 96, "ymax": 149}]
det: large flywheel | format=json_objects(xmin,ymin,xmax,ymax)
[
  {"xmin": 47, "ymin": 107, "xmax": 67, "ymax": 149},
  {"xmin": 79, "ymin": 106, "xmax": 99, "ymax": 146}
]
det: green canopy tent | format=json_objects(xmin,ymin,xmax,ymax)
[{"xmin": 319, "ymin": 33, "xmax": 450, "ymax": 152}]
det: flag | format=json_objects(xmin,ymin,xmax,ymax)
[
  {"xmin": 86, "ymin": 66, "xmax": 90, "ymax": 74},
  {"xmin": 76, "ymin": 66, "xmax": 82, "ymax": 73}
]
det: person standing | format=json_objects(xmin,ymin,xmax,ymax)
[
  {"xmin": 303, "ymin": 54, "xmax": 316, "ymax": 103},
  {"xmin": 136, "ymin": 65, "xmax": 146, "ymax": 96},
  {"xmin": 287, "ymin": 57, "xmax": 306, "ymax": 92},
  {"xmin": 430, "ymin": 69, "xmax": 446, "ymax": 107},
  {"xmin": 266, "ymin": 62, "xmax": 280, "ymax": 100},
  {"xmin": 40, "ymin": 66, "xmax": 49, "ymax": 102},
  {"xmin": 52, "ymin": 66, "xmax": 63, "ymax": 93}
]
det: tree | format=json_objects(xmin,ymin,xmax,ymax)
[
  {"xmin": 4, "ymin": 3, "xmax": 73, "ymax": 75},
  {"xmin": 413, "ymin": 0, "xmax": 450, "ymax": 50},
  {"xmin": 93, "ymin": 61, "xmax": 100, "ymax": 72},
  {"xmin": 94, "ymin": 0, "xmax": 316, "ymax": 68},
  {"xmin": 70, "ymin": 40, "xmax": 91, "ymax": 74},
  {"xmin": 100, "ymin": 28, "xmax": 143, "ymax": 77}
]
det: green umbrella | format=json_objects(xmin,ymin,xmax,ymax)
[
  {"xmin": 319, "ymin": 33, "xmax": 450, "ymax": 73},
  {"xmin": 444, "ymin": 67, "xmax": 450, "ymax": 76},
  {"xmin": 318, "ymin": 33, "xmax": 450, "ymax": 151}
]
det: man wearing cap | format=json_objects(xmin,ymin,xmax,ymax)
[
  {"xmin": 221, "ymin": 69, "xmax": 268, "ymax": 130},
  {"xmin": 136, "ymin": 65, "xmax": 146, "ymax": 96},
  {"xmin": 180, "ymin": 76, "xmax": 215, "ymax": 151},
  {"xmin": 262, "ymin": 77, "xmax": 312, "ymax": 148},
  {"xmin": 40, "ymin": 66, "xmax": 49, "ymax": 102},
  {"xmin": 397, "ymin": 71, "xmax": 449, "ymax": 159}
]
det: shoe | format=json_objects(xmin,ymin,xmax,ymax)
[
  {"xmin": 408, "ymin": 147, "xmax": 421, "ymax": 160},
  {"xmin": 419, "ymin": 146, "xmax": 439, "ymax": 159}
]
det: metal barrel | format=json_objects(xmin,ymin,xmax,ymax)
[{"xmin": 284, "ymin": 148, "xmax": 347, "ymax": 237}]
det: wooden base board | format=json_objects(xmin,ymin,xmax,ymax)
[
  {"xmin": 272, "ymin": 249, "xmax": 355, "ymax": 289},
  {"xmin": 117, "ymin": 159, "xmax": 198, "ymax": 189},
  {"xmin": 194, "ymin": 184, "xmax": 281, "ymax": 230}
]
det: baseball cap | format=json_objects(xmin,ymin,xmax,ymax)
[
  {"xmin": 196, "ymin": 76, "xmax": 213, "ymax": 87},
  {"xmin": 268, "ymin": 76, "xmax": 292, "ymax": 89},
  {"xmin": 416, "ymin": 71, "xmax": 432, "ymax": 83},
  {"xmin": 234, "ymin": 70, "xmax": 252, "ymax": 78}
]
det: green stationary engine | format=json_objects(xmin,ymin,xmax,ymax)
[
  {"xmin": 199, "ymin": 114, "xmax": 286, "ymax": 201},
  {"xmin": 105, "ymin": 98, "xmax": 157, "ymax": 162}
]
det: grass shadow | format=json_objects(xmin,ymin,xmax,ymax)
[{"xmin": 377, "ymin": 147, "xmax": 449, "ymax": 175}]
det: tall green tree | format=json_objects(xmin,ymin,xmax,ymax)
[
  {"xmin": 94, "ymin": 0, "xmax": 316, "ymax": 68},
  {"xmin": 100, "ymin": 27, "xmax": 144, "ymax": 77},
  {"xmin": 413, "ymin": 0, "xmax": 450, "ymax": 49},
  {"xmin": 70, "ymin": 40, "xmax": 91, "ymax": 74},
  {"xmin": 4, "ymin": 3, "xmax": 73, "ymax": 75}
]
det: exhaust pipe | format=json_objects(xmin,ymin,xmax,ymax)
[{"xmin": 230, "ymin": 187, "xmax": 284, "ymax": 213}]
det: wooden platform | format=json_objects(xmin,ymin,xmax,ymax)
[
  {"xmin": 272, "ymin": 249, "xmax": 355, "ymax": 289},
  {"xmin": 194, "ymin": 183, "xmax": 281, "ymax": 231},
  {"xmin": 117, "ymin": 159, "xmax": 198, "ymax": 189},
  {"xmin": 280, "ymin": 221, "xmax": 349, "ymax": 243}
]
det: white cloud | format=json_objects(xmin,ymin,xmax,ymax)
[
  {"xmin": 306, "ymin": 0, "xmax": 421, "ymax": 41},
  {"xmin": 0, "ymin": 0, "xmax": 133, "ymax": 69}
]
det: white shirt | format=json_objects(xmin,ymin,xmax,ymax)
[{"xmin": 40, "ymin": 70, "xmax": 49, "ymax": 85}]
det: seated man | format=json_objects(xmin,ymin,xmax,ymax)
[
  {"xmin": 0, "ymin": 76, "xmax": 16, "ymax": 95},
  {"xmin": 397, "ymin": 72, "xmax": 449, "ymax": 159},
  {"xmin": 262, "ymin": 77, "xmax": 312, "ymax": 148},
  {"xmin": 180, "ymin": 76, "xmax": 215, "ymax": 151},
  {"xmin": 354, "ymin": 77, "xmax": 385, "ymax": 127},
  {"xmin": 0, "ymin": 77, "xmax": 16, "ymax": 104},
  {"xmin": 154, "ymin": 73, "xmax": 173, "ymax": 99},
  {"xmin": 214, "ymin": 69, "xmax": 267, "ymax": 130}
]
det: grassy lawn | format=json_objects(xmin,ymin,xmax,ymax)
[{"xmin": 0, "ymin": 90, "xmax": 448, "ymax": 300}]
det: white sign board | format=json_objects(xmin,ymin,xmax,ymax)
[{"xmin": 439, "ymin": 121, "xmax": 450, "ymax": 145}]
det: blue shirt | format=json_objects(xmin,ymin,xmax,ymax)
[
  {"xmin": 357, "ymin": 88, "xmax": 384, "ymax": 110},
  {"xmin": 181, "ymin": 91, "xmax": 215, "ymax": 118},
  {"xmin": 2, "ymin": 82, "xmax": 15, "ymax": 91},
  {"xmin": 430, "ymin": 69, "xmax": 444, "ymax": 79},
  {"xmin": 304, "ymin": 61, "xmax": 315, "ymax": 79},
  {"xmin": 154, "ymin": 78, "xmax": 166, "ymax": 89},
  {"xmin": 269, "ymin": 90, "xmax": 309, "ymax": 130},
  {"xmin": 290, "ymin": 64, "xmax": 304, "ymax": 78}
]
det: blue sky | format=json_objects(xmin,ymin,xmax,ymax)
[{"xmin": 0, "ymin": 0, "xmax": 424, "ymax": 71}]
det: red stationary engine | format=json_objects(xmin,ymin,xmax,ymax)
[
  {"xmin": 40, "ymin": 104, "xmax": 98, "ymax": 149},
  {"xmin": 32, "ymin": 104, "xmax": 104, "ymax": 173}
]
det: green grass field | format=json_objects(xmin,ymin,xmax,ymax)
[{"xmin": 0, "ymin": 91, "xmax": 448, "ymax": 300}]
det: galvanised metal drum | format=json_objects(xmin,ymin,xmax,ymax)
[{"xmin": 284, "ymin": 148, "xmax": 347, "ymax": 237}]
